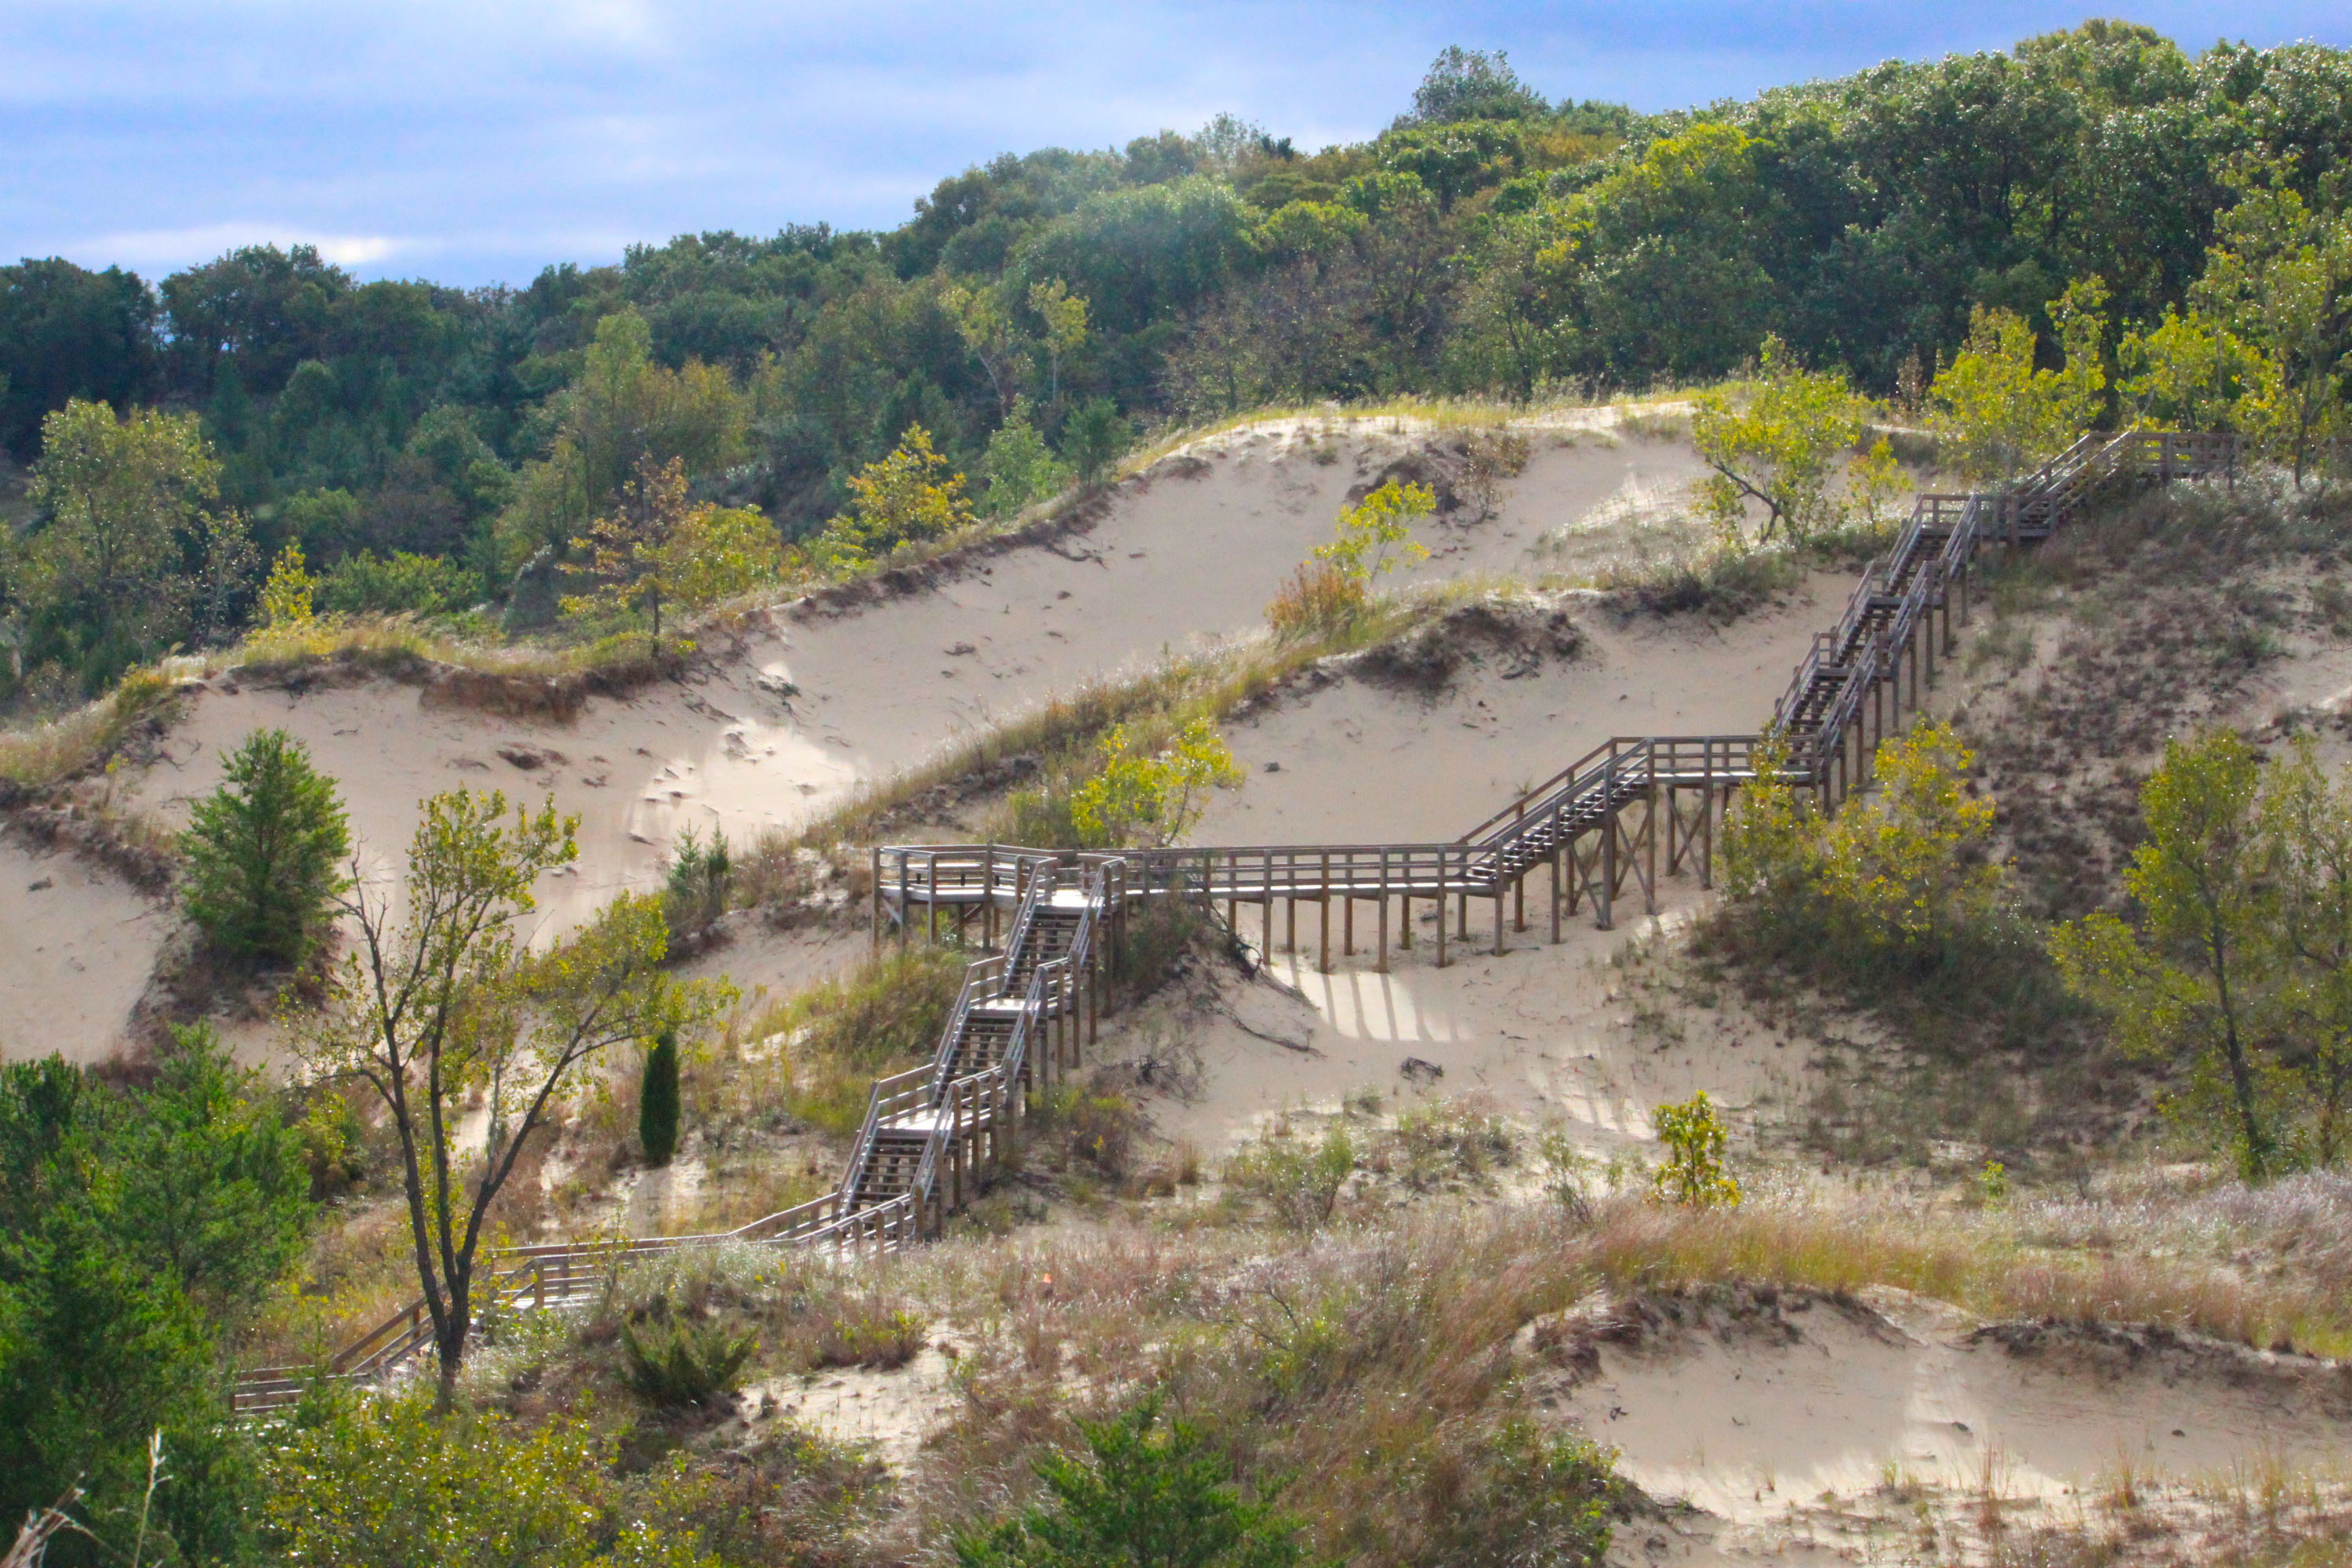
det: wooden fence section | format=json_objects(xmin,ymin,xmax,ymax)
[{"xmin": 238, "ymin": 429, "xmax": 2234, "ymax": 1414}]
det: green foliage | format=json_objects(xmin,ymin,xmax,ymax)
[
  {"xmin": 499, "ymin": 307, "xmax": 750, "ymax": 564},
  {"xmin": 297, "ymin": 789, "xmax": 731, "ymax": 1390},
  {"xmin": 1928, "ymin": 282, "xmax": 2106, "ymax": 481},
  {"xmin": 1650, "ymin": 1091, "xmax": 1740, "ymax": 1208},
  {"xmin": 0, "ymin": 1025, "xmax": 310, "ymax": 1565},
  {"xmin": 1316, "ymin": 477, "xmax": 1434, "ymax": 583},
  {"xmin": 2190, "ymin": 160, "xmax": 2352, "ymax": 487},
  {"xmin": 1061, "ymin": 396, "xmax": 1133, "ymax": 485},
  {"xmin": 179, "ymin": 726, "xmax": 352, "ymax": 967},
  {"xmin": 980, "ymin": 397, "xmax": 1074, "ymax": 517},
  {"xmin": 2051, "ymin": 731, "xmax": 2278, "ymax": 1176},
  {"xmin": 1815, "ymin": 721, "xmax": 2002, "ymax": 953},
  {"xmin": 955, "ymin": 1394, "xmax": 1320, "ymax": 1568},
  {"xmin": 1069, "ymin": 719, "xmax": 1244, "ymax": 849},
  {"xmin": 1689, "ymin": 336, "xmax": 1880, "ymax": 543},
  {"xmin": 1722, "ymin": 721, "xmax": 2002, "ymax": 968},
  {"xmin": 2117, "ymin": 307, "xmax": 2263, "ymax": 430},
  {"xmin": 2053, "ymin": 734, "xmax": 2352, "ymax": 1178},
  {"xmin": 22, "ymin": 397, "xmax": 226, "ymax": 687},
  {"xmin": 807, "ymin": 424, "xmax": 975, "ymax": 573},
  {"xmin": 622, "ymin": 1312, "xmax": 756, "ymax": 1408},
  {"xmin": 316, "ymin": 548, "xmax": 478, "ymax": 617},
  {"xmin": 1422, "ymin": 1417, "xmax": 1615, "ymax": 1568},
  {"xmin": 259, "ymin": 539, "xmax": 318, "ymax": 626},
  {"xmin": 260, "ymin": 1392, "xmax": 720, "ymax": 1568},
  {"xmin": 662, "ymin": 824, "xmax": 733, "ymax": 938},
  {"xmin": 640, "ymin": 1029, "xmax": 681, "ymax": 1167},
  {"xmin": 565, "ymin": 455, "xmax": 776, "ymax": 651},
  {"xmin": 1225, "ymin": 1125, "xmax": 1356, "ymax": 1229}
]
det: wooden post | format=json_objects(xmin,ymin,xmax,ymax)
[
  {"xmin": 1286, "ymin": 898, "xmax": 1297, "ymax": 956},
  {"xmin": 1399, "ymin": 893, "xmax": 1412, "ymax": 950},
  {"xmin": 1549, "ymin": 840, "xmax": 1563, "ymax": 944},
  {"xmin": 1598, "ymin": 808, "xmax": 1616, "ymax": 931},
  {"xmin": 870, "ymin": 846, "xmax": 883, "ymax": 953},
  {"xmin": 1377, "ymin": 891, "xmax": 1389, "ymax": 974},
  {"xmin": 1494, "ymin": 893, "xmax": 1506, "ymax": 956},
  {"xmin": 1319, "ymin": 851, "xmax": 1333, "ymax": 974}
]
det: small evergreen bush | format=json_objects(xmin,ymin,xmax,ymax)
[
  {"xmin": 639, "ymin": 1029, "xmax": 681, "ymax": 1167},
  {"xmin": 179, "ymin": 728, "xmax": 350, "ymax": 967}
]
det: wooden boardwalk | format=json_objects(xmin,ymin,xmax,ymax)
[{"xmin": 234, "ymin": 428, "xmax": 2230, "ymax": 1412}]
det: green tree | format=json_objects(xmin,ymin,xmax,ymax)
[
  {"xmin": 180, "ymin": 728, "xmax": 352, "ymax": 968},
  {"xmin": 257, "ymin": 540, "xmax": 319, "ymax": 628},
  {"xmin": 563, "ymin": 455, "xmax": 776, "ymax": 652},
  {"xmin": 1029, "ymin": 279, "xmax": 1091, "ymax": 405},
  {"xmin": 0, "ymin": 1028, "xmax": 307, "ymax": 1566},
  {"xmin": 2190, "ymin": 162, "xmax": 2352, "ymax": 488},
  {"xmin": 1062, "ymin": 397, "xmax": 1133, "ymax": 487},
  {"xmin": 1928, "ymin": 281, "xmax": 2107, "ymax": 481},
  {"xmin": 2052, "ymin": 731, "xmax": 2284, "ymax": 1178},
  {"xmin": 497, "ymin": 309, "xmax": 750, "ymax": 563},
  {"xmin": 24, "ymin": 398, "xmax": 221, "ymax": 682},
  {"xmin": 956, "ymin": 1394, "xmax": 1317, "ymax": 1568},
  {"xmin": 113, "ymin": 1023, "xmax": 312, "ymax": 1329},
  {"xmin": 1814, "ymin": 720, "xmax": 2002, "ymax": 956},
  {"xmin": 2115, "ymin": 307, "xmax": 2263, "ymax": 430},
  {"xmin": 980, "ymin": 397, "xmax": 1074, "ymax": 517},
  {"xmin": 808, "ymin": 425, "xmax": 975, "ymax": 572},
  {"xmin": 639, "ymin": 1029, "xmax": 681, "ymax": 1167},
  {"xmin": 1070, "ymin": 720, "xmax": 1244, "ymax": 849},
  {"xmin": 1689, "ymin": 336, "xmax": 1876, "ymax": 543},
  {"xmin": 296, "ymin": 790, "xmax": 728, "ymax": 1397},
  {"xmin": 942, "ymin": 280, "xmax": 1025, "ymax": 416},
  {"xmin": 2259, "ymin": 740, "xmax": 2352, "ymax": 1167}
]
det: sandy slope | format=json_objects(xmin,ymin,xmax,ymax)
[
  {"xmin": 1549, "ymin": 1288, "xmax": 2352, "ymax": 1563},
  {"xmin": 7, "ymin": 417, "xmax": 1711, "ymax": 1062},
  {"xmin": 0, "ymin": 838, "xmax": 167, "ymax": 1062}
]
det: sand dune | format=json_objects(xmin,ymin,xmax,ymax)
[{"xmin": 7, "ymin": 416, "xmax": 1717, "ymax": 1062}]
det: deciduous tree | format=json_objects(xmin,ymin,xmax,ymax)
[{"xmin": 296, "ymin": 790, "xmax": 728, "ymax": 1397}]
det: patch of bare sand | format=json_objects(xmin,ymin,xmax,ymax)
[
  {"xmin": 742, "ymin": 1330, "xmax": 970, "ymax": 1474},
  {"xmin": 0, "ymin": 837, "xmax": 168, "ymax": 1062},
  {"xmin": 1120, "ymin": 579, "xmax": 1843, "ymax": 1152},
  {"xmin": 1547, "ymin": 1288, "xmax": 2352, "ymax": 1563}
]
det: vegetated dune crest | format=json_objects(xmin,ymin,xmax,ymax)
[{"xmin": 3, "ymin": 412, "xmax": 1714, "ymax": 1063}]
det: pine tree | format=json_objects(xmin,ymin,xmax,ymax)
[
  {"xmin": 179, "ymin": 728, "xmax": 350, "ymax": 967},
  {"xmin": 639, "ymin": 1029, "xmax": 681, "ymax": 1167}
]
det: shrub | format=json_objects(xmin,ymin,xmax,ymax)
[
  {"xmin": 260, "ymin": 1390, "xmax": 722, "ymax": 1566},
  {"xmin": 315, "ymin": 550, "xmax": 477, "ymax": 617},
  {"xmin": 955, "ymin": 1394, "xmax": 1315, "ymax": 1568},
  {"xmin": 1226, "ymin": 1126, "xmax": 1356, "ymax": 1229},
  {"xmin": 663, "ymin": 825, "xmax": 732, "ymax": 938},
  {"xmin": 812, "ymin": 1305, "xmax": 927, "ymax": 1370},
  {"xmin": 640, "ymin": 1029, "xmax": 681, "ymax": 1167},
  {"xmin": 1069, "ymin": 720, "xmax": 1243, "ymax": 848},
  {"xmin": 1265, "ymin": 560, "xmax": 1367, "ymax": 641},
  {"xmin": 622, "ymin": 1313, "xmax": 757, "ymax": 1409},
  {"xmin": 1650, "ymin": 1092, "xmax": 1740, "ymax": 1209},
  {"xmin": 179, "ymin": 728, "xmax": 351, "ymax": 967}
]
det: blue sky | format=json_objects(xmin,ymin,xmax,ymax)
[{"xmin": 5, "ymin": 2, "xmax": 2349, "ymax": 288}]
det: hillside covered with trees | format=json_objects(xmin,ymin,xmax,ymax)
[{"xmin": 2, "ymin": 21, "xmax": 2349, "ymax": 703}]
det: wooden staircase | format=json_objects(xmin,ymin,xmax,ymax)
[{"xmin": 240, "ymin": 428, "xmax": 2233, "ymax": 1413}]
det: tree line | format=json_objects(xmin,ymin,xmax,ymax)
[{"xmin": 3, "ymin": 24, "xmax": 2350, "ymax": 699}]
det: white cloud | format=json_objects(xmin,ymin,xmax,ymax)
[{"xmin": 67, "ymin": 223, "xmax": 415, "ymax": 272}]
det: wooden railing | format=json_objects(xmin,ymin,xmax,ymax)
[{"xmin": 241, "ymin": 430, "xmax": 2234, "ymax": 1414}]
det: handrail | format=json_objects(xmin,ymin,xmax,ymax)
[{"xmin": 239, "ymin": 430, "xmax": 2235, "ymax": 1413}]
